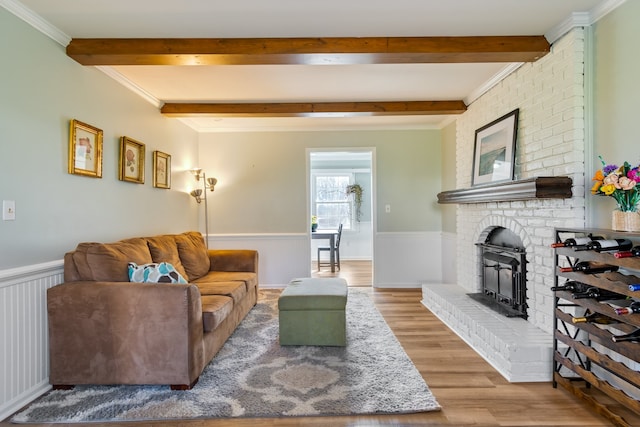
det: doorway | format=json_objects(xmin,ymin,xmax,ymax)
[{"xmin": 308, "ymin": 149, "xmax": 374, "ymax": 285}]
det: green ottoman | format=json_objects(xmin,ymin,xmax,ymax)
[{"xmin": 278, "ymin": 278, "xmax": 348, "ymax": 346}]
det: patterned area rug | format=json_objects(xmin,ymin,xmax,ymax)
[{"xmin": 13, "ymin": 289, "xmax": 440, "ymax": 423}]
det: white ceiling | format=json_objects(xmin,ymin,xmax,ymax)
[{"xmin": 9, "ymin": 0, "xmax": 616, "ymax": 132}]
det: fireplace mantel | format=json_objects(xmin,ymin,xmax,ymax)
[{"xmin": 437, "ymin": 176, "xmax": 572, "ymax": 204}]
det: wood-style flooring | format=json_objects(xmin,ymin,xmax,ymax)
[{"xmin": 3, "ymin": 260, "xmax": 637, "ymax": 426}]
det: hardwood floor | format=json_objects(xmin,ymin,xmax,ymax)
[
  {"xmin": 4, "ymin": 261, "xmax": 637, "ymax": 426},
  {"xmin": 311, "ymin": 259, "xmax": 373, "ymax": 287}
]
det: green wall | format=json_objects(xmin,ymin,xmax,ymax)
[
  {"xmin": 591, "ymin": 0, "xmax": 640, "ymax": 227},
  {"xmin": 198, "ymin": 129, "xmax": 442, "ymax": 233},
  {"xmin": 0, "ymin": 8, "xmax": 199, "ymax": 269}
]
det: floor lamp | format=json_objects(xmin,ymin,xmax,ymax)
[{"xmin": 189, "ymin": 168, "xmax": 217, "ymax": 249}]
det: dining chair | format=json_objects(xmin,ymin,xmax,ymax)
[{"xmin": 317, "ymin": 224, "xmax": 343, "ymax": 271}]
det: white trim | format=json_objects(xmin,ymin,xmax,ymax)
[
  {"xmin": 545, "ymin": 0, "xmax": 627, "ymax": 43},
  {"xmin": 584, "ymin": 25, "xmax": 595, "ymax": 227},
  {"xmin": 589, "ymin": 0, "xmax": 628, "ymax": 24},
  {"xmin": 0, "ymin": 0, "xmax": 70, "ymax": 46},
  {"xmin": 96, "ymin": 66, "xmax": 163, "ymax": 108},
  {"xmin": 464, "ymin": 63, "xmax": 523, "ymax": 106},
  {"xmin": 0, "ymin": 259, "xmax": 63, "ymax": 288},
  {"xmin": 545, "ymin": 12, "xmax": 591, "ymax": 44}
]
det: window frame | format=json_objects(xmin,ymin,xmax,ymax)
[{"xmin": 311, "ymin": 171, "xmax": 354, "ymax": 230}]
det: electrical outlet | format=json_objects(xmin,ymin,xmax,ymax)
[{"xmin": 3, "ymin": 200, "xmax": 16, "ymax": 221}]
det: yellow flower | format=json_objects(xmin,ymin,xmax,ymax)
[{"xmin": 600, "ymin": 184, "xmax": 617, "ymax": 196}]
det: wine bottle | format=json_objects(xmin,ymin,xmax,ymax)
[
  {"xmin": 612, "ymin": 329, "xmax": 640, "ymax": 343},
  {"xmin": 551, "ymin": 236, "xmax": 603, "ymax": 248},
  {"xmin": 614, "ymin": 301, "xmax": 640, "ymax": 315},
  {"xmin": 615, "ymin": 246, "xmax": 640, "ymax": 259},
  {"xmin": 574, "ymin": 238, "xmax": 633, "ymax": 252},
  {"xmin": 572, "ymin": 312, "xmax": 617, "ymax": 324},
  {"xmin": 559, "ymin": 262, "xmax": 619, "ymax": 274},
  {"xmin": 572, "ymin": 287, "xmax": 624, "ymax": 301},
  {"xmin": 550, "ymin": 281, "xmax": 589, "ymax": 293}
]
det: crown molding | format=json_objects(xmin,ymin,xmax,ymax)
[
  {"xmin": 545, "ymin": 0, "xmax": 627, "ymax": 43},
  {"xmin": 1, "ymin": 1, "xmax": 161, "ymax": 107},
  {"xmin": 95, "ymin": 66, "xmax": 163, "ymax": 108},
  {"xmin": 0, "ymin": 0, "xmax": 70, "ymax": 45},
  {"xmin": 464, "ymin": 63, "xmax": 523, "ymax": 106}
]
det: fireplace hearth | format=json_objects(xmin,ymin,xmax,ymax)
[{"xmin": 471, "ymin": 226, "xmax": 528, "ymax": 319}]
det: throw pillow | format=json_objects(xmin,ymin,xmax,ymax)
[
  {"xmin": 145, "ymin": 235, "xmax": 190, "ymax": 282},
  {"xmin": 128, "ymin": 262, "xmax": 188, "ymax": 284}
]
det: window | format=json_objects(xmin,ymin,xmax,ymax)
[{"xmin": 312, "ymin": 173, "xmax": 352, "ymax": 230}]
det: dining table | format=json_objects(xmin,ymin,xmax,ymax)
[{"xmin": 311, "ymin": 229, "xmax": 339, "ymax": 272}]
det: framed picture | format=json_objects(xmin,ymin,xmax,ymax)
[
  {"xmin": 68, "ymin": 119, "xmax": 103, "ymax": 178},
  {"xmin": 471, "ymin": 109, "xmax": 519, "ymax": 186},
  {"xmin": 153, "ymin": 151, "xmax": 171, "ymax": 189},
  {"xmin": 118, "ymin": 136, "xmax": 145, "ymax": 184}
]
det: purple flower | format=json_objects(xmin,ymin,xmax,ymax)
[{"xmin": 603, "ymin": 164, "xmax": 618, "ymax": 175}]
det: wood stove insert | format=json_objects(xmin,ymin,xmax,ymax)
[{"xmin": 471, "ymin": 226, "xmax": 528, "ymax": 319}]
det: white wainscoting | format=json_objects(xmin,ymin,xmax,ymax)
[
  {"xmin": 374, "ymin": 232, "xmax": 443, "ymax": 288},
  {"xmin": 208, "ymin": 233, "xmax": 310, "ymax": 286},
  {"xmin": 0, "ymin": 261, "xmax": 63, "ymax": 422},
  {"xmin": 209, "ymin": 231, "xmax": 442, "ymax": 288}
]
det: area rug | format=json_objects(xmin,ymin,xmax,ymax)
[{"xmin": 12, "ymin": 289, "xmax": 439, "ymax": 423}]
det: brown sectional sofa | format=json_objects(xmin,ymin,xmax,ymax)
[{"xmin": 47, "ymin": 231, "xmax": 258, "ymax": 390}]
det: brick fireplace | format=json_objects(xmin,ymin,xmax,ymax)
[{"xmin": 423, "ymin": 28, "xmax": 587, "ymax": 382}]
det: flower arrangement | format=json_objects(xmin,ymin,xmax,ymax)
[{"xmin": 591, "ymin": 156, "xmax": 640, "ymax": 212}]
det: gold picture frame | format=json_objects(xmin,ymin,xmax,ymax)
[
  {"xmin": 153, "ymin": 151, "xmax": 171, "ymax": 189},
  {"xmin": 118, "ymin": 136, "xmax": 145, "ymax": 184},
  {"xmin": 68, "ymin": 119, "xmax": 103, "ymax": 178}
]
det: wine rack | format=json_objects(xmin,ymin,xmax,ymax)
[{"xmin": 553, "ymin": 227, "xmax": 640, "ymax": 427}]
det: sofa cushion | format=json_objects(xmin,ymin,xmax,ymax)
[
  {"xmin": 196, "ymin": 271, "xmax": 258, "ymax": 293},
  {"xmin": 73, "ymin": 238, "xmax": 152, "ymax": 282},
  {"xmin": 175, "ymin": 232, "xmax": 210, "ymax": 280},
  {"xmin": 128, "ymin": 262, "xmax": 188, "ymax": 284},
  {"xmin": 201, "ymin": 295, "xmax": 234, "ymax": 332},
  {"xmin": 194, "ymin": 281, "xmax": 246, "ymax": 303},
  {"xmin": 145, "ymin": 235, "xmax": 189, "ymax": 281}
]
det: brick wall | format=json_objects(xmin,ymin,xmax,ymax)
[{"xmin": 455, "ymin": 29, "xmax": 587, "ymax": 333}]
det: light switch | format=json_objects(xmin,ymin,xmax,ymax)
[
  {"xmin": 3, "ymin": 200, "xmax": 16, "ymax": 221},
  {"xmin": 385, "ymin": 204, "xmax": 391, "ymax": 213}
]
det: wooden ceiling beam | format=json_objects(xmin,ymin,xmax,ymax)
[
  {"xmin": 67, "ymin": 36, "xmax": 549, "ymax": 66},
  {"xmin": 160, "ymin": 101, "xmax": 467, "ymax": 117}
]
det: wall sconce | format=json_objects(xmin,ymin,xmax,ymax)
[{"xmin": 189, "ymin": 168, "xmax": 218, "ymax": 249}]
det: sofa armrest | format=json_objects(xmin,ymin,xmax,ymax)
[
  {"xmin": 48, "ymin": 281, "xmax": 205, "ymax": 387},
  {"xmin": 208, "ymin": 249, "xmax": 258, "ymax": 273}
]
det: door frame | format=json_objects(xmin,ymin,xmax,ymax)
[{"xmin": 306, "ymin": 147, "xmax": 376, "ymax": 284}]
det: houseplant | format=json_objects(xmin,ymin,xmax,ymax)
[
  {"xmin": 591, "ymin": 156, "xmax": 640, "ymax": 231},
  {"xmin": 346, "ymin": 184, "xmax": 364, "ymax": 222}
]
